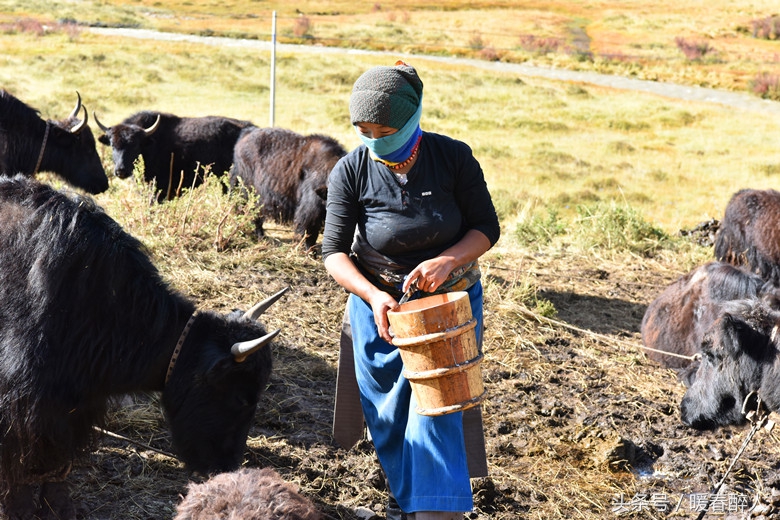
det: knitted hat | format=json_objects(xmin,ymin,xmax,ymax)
[{"xmin": 349, "ymin": 61, "xmax": 424, "ymax": 128}]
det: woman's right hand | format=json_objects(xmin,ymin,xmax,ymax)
[
  {"xmin": 323, "ymin": 252, "xmax": 400, "ymax": 343},
  {"xmin": 368, "ymin": 289, "xmax": 400, "ymax": 343}
]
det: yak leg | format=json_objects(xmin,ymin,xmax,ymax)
[
  {"xmin": 293, "ymin": 188, "xmax": 325, "ymax": 250},
  {"xmin": 254, "ymin": 213, "xmax": 266, "ymax": 239},
  {"xmin": 295, "ymin": 212, "xmax": 319, "ymax": 250},
  {"xmin": 2, "ymin": 484, "xmax": 39, "ymax": 520},
  {"xmin": 38, "ymin": 481, "xmax": 74, "ymax": 520}
]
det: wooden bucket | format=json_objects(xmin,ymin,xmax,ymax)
[{"xmin": 387, "ymin": 291, "xmax": 485, "ymax": 416}]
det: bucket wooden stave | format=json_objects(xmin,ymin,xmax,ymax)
[{"xmin": 387, "ymin": 291, "xmax": 486, "ymax": 416}]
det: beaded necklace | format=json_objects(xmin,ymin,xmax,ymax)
[
  {"xmin": 380, "ymin": 136, "xmax": 421, "ymax": 171},
  {"xmin": 389, "ymin": 144, "xmax": 419, "ymax": 170}
]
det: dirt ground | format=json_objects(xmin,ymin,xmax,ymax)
[{"xmin": 61, "ymin": 228, "xmax": 780, "ymax": 520}]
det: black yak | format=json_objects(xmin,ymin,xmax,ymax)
[
  {"xmin": 0, "ymin": 90, "xmax": 108, "ymax": 194},
  {"xmin": 95, "ymin": 111, "xmax": 254, "ymax": 202},
  {"xmin": 679, "ymin": 298, "xmax": 780, "ymax": 429},
  {"xmin": 174, "ymin": 467, "xmax": 321, "ymax": 520},
  {"xmin": 230, "ymin": 127, "xmax": 346, "ymax": 249},
  {"xmin": 715, "ymin": 188, "xmax": 780, "ymax": 284},
  {"xmin": 0, "ymin": 175, "xmax": 286, "ymax": 519},
  {"xmin": 641, "ymin": 261, "xmax": 780, "ymax": 370}
]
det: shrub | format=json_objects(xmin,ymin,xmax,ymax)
[
  {"xmin": 514, "ymin": 208, "xmax": 566, "ymax": 247},
  {"xmin": 490, "ymin": 189, "xmax": 523, "ymax": 221},
  {"xmin": 98, "ymin": 166, "xmax": 261, "ymax": 254},
  {"xmin": 468, "ymin": 31, "xmax": 484, "ymax": 51},
  {"xmin": 293, "ymin": 16, "xmax": 312, "ymax": 39},
  {"xmin": 572, "ymin": 202, "xmax": 669, "ymax": 255},
  {"xmin": 674, "ymin": 37, "xmax": 716, "ymax": 61},
  {"xmin": 15, "ymin": 18, "xmax": 44, "ymax": 36},
  {"xmin": 518, "ymin": 34, "xmax": 563, "ymax": 55},
  {"xmin": 751, "ymin": 15, "xmax": 780, "ymax": 40},
  {"xmin": 754, "ymin": 162, "xmax": 780, "ymax": 176},
  {"xmin": 60, "ymin": 20, "xmax": 81, "ymax": 42},
  {"xmin": 504, "ymin": 278, "xmax": 557, "ymax": 319},
  {"xmin": 749, "ymin": 72, "xmax": 780, "ymax": 101},
  {"xmin": 479, "ymin": 46, "xmax": 500, "ymax": 61}
]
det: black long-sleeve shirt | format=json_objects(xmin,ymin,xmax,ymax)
[{"xmin": 322, "ymin": 131, "xmax": 500, "ymax": 286}]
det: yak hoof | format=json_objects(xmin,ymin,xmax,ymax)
[{"xmin": 254, "ymin": 221, "xmax": 266, "ymax": 239}]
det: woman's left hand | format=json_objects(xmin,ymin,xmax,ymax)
[
  {"xmin": 403, "ymin": 229, "xmax": 492, "ymax": 295},
  {"xmin": 404, "ymin": 257, "xmax": 456, "ymax": 294}
]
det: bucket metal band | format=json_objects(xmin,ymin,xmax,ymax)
[
  {"xmin": 403, "ymin": 353, "xmax": 484, "ymax": 380},
  {"xmin": 416, "ymin": 391, "xmax": 487, "ymax": 417},
  {"xmin": 391, "ymin": 317, "xmax": 477, "ymax": 348}
]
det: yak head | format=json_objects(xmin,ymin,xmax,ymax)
[
  {"xmin": 680, "ymin": 299, "xmax": 777, "ymax": 429},
  {"xmin": 95, "ymin": 112, "xmax": 161, "ymax": 179},
  {"xmin": 161, "ymin": 288, "xmax": 287, "ymax": 475},
  {"xmin": 48, "ymin": 92, "xmax": 108, "ymax": 194}
]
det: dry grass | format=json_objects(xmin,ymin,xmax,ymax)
[
  {"xmin": 5, "ymin": 26, "xmax": 780, "ymax": 235},
  {"xmin": 24, "ymin": 170, "xmax": 780, "ymax": 519}
]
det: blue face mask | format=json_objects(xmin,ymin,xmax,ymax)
[{"xmin": 356, "ymin": 100, "xmax": 423, "ymax": 163}]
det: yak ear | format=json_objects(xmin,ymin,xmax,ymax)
[
  {"xmin": 678, "ymin": 356, "xmax": 701, "ymax": 388},
  {"xmin": 720, "ymin": 312, "xmax": 767, "ymax": 360},
  {"xmin": 98, "ymin": 134, "xmax": 110, "ymax": 145}
]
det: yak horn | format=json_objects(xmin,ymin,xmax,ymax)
[
  {"xmin": 94, "ymin": 111, "xmax": 110, "ymax": 132},
  {"xmin": 70, "ymin": 105, "xmax": 88, "ymax": 134},
  {"xmin": 144, "ymin": 114, "xmax": 161, "ymax": 135},
  {"xmin": 68, "ymin": 91, "xmax": 82, "ymax": 120},
  {"xmin": 243, "ymin": 287, "xmax": 290, "ymax": 321},
  {"xmin": 231, "ymin": 329, "xmax": 280, "ymax": 363}
]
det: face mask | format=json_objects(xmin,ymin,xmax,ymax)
[{"xmin": 356, "ymin": 100, "xmax": 423, "ymax": 163}]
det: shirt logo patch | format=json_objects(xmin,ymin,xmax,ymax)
[{"xmin": 422, "ymin": 191, "xmax": 432, "ymax": 196}]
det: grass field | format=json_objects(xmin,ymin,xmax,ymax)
[
  {"xmin": 3, "ymin": 0, "xmax": 780, "ymax": 95},
  {"xmin": 2, "ymin": 17, "xmax": 780, "ymax": 237}
]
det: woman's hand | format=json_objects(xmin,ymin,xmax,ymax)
[
  {"xmin": 324, "ymin": 252, "xmax": 400, "ymax": 342},
  {"xmin": 368, "ymin": 290, "xmax": 400, "ymax": 343},
  {"xmin": 403, "ymin": 256, "xmax": 456, "ymax": 294},
  {"xmin": 402, "ymin": 229, "xmax": 493, "ymax": 294}
]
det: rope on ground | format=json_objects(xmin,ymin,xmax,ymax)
[
  {"xmin": 95, "ymin": 426, "xmax": 180, "ymax": 461},
  {"xmin": 638, "ymin": 344, "xmax": 700, "ymax": 362},
  {"xmin": 516, "ymin": 304, "xmax": 702, "ymax": 362},
  {"xmin": 515, "ymin": 304, "xmax": 639, "ymax": 352}
]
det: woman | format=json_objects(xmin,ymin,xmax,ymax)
[{"xmin": 323, "ymin": 61, "xmax": 500, "ymax": 520}]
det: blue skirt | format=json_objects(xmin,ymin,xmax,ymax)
[{"xmin": 347, "ymin": 282, "xmax": 483, "ymax": 513}]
